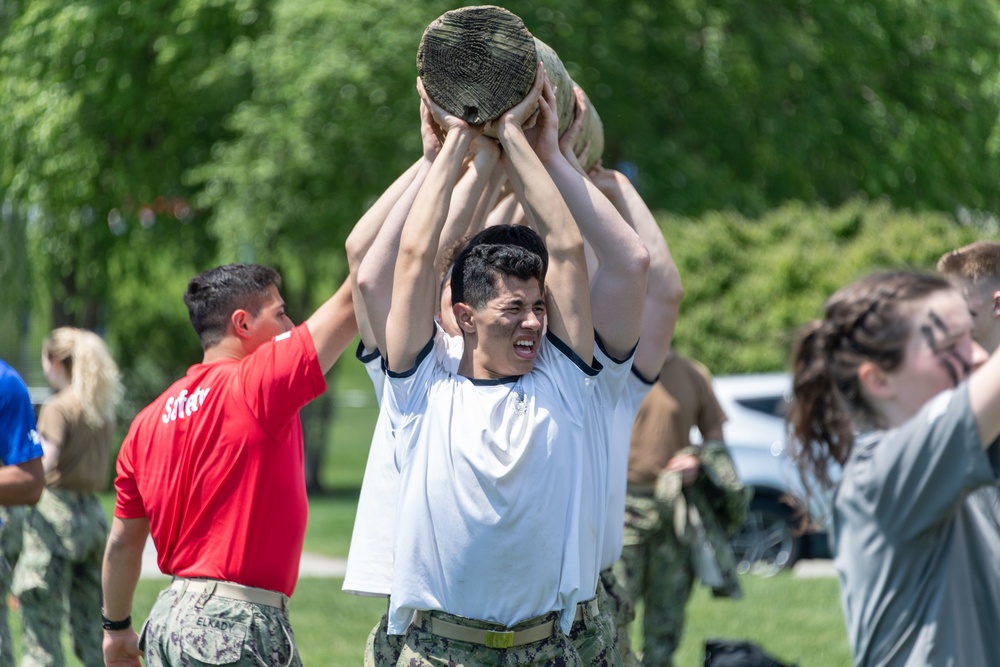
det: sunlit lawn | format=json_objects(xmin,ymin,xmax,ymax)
[{"xmin": 8, "ymin": 572, "xmax": 850, "ymax": 666}]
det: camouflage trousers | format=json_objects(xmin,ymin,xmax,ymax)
[
  {"xmin": 363, "ymin": 604, "xmax": 403, "ymax": 667},
  {"xmin": 598, "ymin": 568, "xmax": 637, "ymax": 667},
  {"xmin": 567, "ymin": 586, "xmax": 623, "ymax": 667},
  {"xmin": 0, "ymin": 507, "xmax": 25, "ymax": 667},
  {"xmin": 13, "ymin": 488, "xmax": 107, "ymax": 667},
  {"xmin": 613, "ymin": 493, "xmax": 694, "ymax": 667},
  {"xmin": 396, "ymin": 609, "xmax": 583, "ymax": 666},
  {"xmin": 140, "ymin": 581, "xmax": 300, "ymax": 667}
]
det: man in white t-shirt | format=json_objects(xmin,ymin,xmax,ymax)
[
  {"xmin": 342, "ymin": 98, "xmax": 504, "ymax": 665},
  {"xmin": 581, "ymin": 163, "xmax": 683, "ymax": 664},
  {"xmin": 363, "ymin": 66, "xmax": 647, "ymax": 666}
]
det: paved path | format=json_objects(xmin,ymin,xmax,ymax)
[
  {"xmin": 792, "ymin": 558, "xmax": 835, "ymax": 578},
  {"xmin": 140, "ymin": 536, "xmax": 347, "ymax": 579},
  {"xmin": 141, "ymin": 536, "xmax": 829, "ymax": 581}
]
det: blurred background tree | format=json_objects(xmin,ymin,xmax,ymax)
[{"xmin": 2, "ymin": 0, "xmax": 998, "ymax": 487}]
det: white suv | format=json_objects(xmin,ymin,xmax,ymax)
[{"xmin": 694, "ymin": 373, "xmax": 833, "ymax": 575}]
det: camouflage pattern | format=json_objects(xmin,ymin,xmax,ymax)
[
  {"xmin": 364, "ymin": 608, "xmax": 403, "ymax": 667},
  {"xmin": 615, "ymin": 491, "xmax": 693, "ymax": 667},
  {"xmin": 13, "ymin": 488, "xmax": 107, "ymax": 667},
  {"xmin": 599, "ymin": 568, "xmax": 637, "ymax": 667},
  {"xmin": 614, "ymin": 442, "xmax": 749, "ymax": 667},
  {"xmin": 0, "ymin": 506, "xmax": 25, "ymax": 667},
  {"xmin": 698, "ymin": 441, "xmax": 752, "ymax": 538},
  {"xmin": 140, "ymin": 585, "xmax": 300, "ymax": 667},
  {"xmin": 568, "ymin": 586, "xmax": 623, "ymax": 667},
  {"xmin": 396, "ymin": 609, "xmax": 584, "ymax": 666}
]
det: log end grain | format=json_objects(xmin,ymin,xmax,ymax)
[{"xmin": 417, "ymin": 5, "xmax": 538, "ymax": 125}]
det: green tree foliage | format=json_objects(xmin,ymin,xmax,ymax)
[
  {"xmin": 0, "ymin": 0, "xmax": 271, "ymax": 388},
  {"xmin": 501, "ymin": 0, "xmax": 1000, "ymax": 216},
  {"xmin": 193, "ymin": 0, "xmax": 454, "ymax": 273},
  {"xmin": 665, "ymin": 199, "xmax": 993, "ymax": 373},
  {"xmin": 3, "ymin": 0, "xmax": 1000, "ymax": 485}
]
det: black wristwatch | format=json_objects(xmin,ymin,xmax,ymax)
[{"xmin": 101, "ymin": 609, "xmax": 132, "ymax": 631}]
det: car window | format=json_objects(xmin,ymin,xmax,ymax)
[{"xmin": 733, "ymin": 395, "xmax": 788, "ymax": 419}]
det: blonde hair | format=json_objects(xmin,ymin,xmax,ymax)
[
  {"xmin": 43, "ymin": 327, "xmax": 123, "ymax": 428},
  {"xmin": 937, "ymin": 241, "xmax": 1000, "ymax": 284}
]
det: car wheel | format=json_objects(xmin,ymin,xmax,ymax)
[{"xmin": 729, "ymin": 496, "xmax": 801, "ymax": 576}]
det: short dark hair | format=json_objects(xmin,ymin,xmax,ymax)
[
  {"xmin": 449, "ymin": 225, "xmax": 548, "ymax": 310},
  {"xmin": 451, "ymin": 243, "xmax": 545, "ymax": 310},
  {"xmin": 463, "ymin": 225, "xmax": 549, "ymax": 273},
  {"xmin": 183, "ymin": 264, "xmax": 282, "ymax": 350}
]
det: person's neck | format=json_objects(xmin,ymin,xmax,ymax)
[
  {"xmin": 457, "ymin": 348, "xmax": 519, "ymax": 380},
  {"xmin": 202, "ymin": 338, "xmax": 247, "ymax": 364}
]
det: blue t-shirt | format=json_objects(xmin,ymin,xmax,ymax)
[{"xmin": 0, "ymin": 359, "xmax": 43, "ymax": 469}]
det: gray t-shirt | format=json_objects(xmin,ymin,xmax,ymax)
[{"xmin": 833, "ymin": 385, "xmax": 1000, "ymax": 667}]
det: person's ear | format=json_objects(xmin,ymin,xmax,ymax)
[
  {"xmin": 454, "ymin": 303, "xmax": 476, "ymax": 335},
  {"xmin": 991, "ymin": 290, "xmax": 1000, "ymax": 319},
  {"xmin": 231, "ymin": 309, "xmax": 253, "ymax": 340},
  {"xmin": 857, "ymin": 360, "xmax": 893, "ymax": 401}
]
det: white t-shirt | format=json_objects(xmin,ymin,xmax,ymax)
[
  {"xmin": 384, "ymin": 331, "xmax": 601, "ymax": 634},
  {"xmin": 343, "ymin": 327, "xmax": 462, "ymax": 597},
  {"xmin": 601, "ymin": 366, "xmax": 655, "ymax": 570},
  {"xmin": 579, "ymin": 340, "xmax": 643, "ymax": 584}
]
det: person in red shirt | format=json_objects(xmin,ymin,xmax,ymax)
[{"xmin": 101, "ymin": 264, "xmax": 356, "ymax": 667}]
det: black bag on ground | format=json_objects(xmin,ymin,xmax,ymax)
[{"xmin": 704, "ymin": 638, "xmax": 799, "ymax": 667}]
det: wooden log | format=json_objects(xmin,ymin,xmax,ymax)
[
  {"xmin": 416, "ymin": 6, "xmax": 537, "ymax": 126},
  {"xmin": 417, "ymin": 5, "xmax": 604, "ymax": 169},
  {"xmin": 533, "ymin": 36, "xmax": 605, "ymax": 171}
]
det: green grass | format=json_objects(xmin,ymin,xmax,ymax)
[
  {"xmin": 667, "ymin": 574, "xmax": 851, "ymax": 667},
  {"xmin": 5, "ymin": 373, "xmax": 854, "ymax": 665},
  {"xmin": 9, "ymin": 573, "xmax": 850, "ymax": 666}
]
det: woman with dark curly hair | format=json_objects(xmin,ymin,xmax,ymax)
[{"xmin": 788, "ymin": 270, "xmax": 1000, "ymax": 666}]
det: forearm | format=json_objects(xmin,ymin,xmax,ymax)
[
  {"xmin": 550, "ymin": 157, "xmax": 647, "ymax": 356},
  {"xmin": 471, "ymin": 167, "xmax": 506, "ymax": 231},
  {"xmin": 305, "ymin": 279, "xmax": 358, "ymax": 374},
  {"xmin": 435, "ymin": 142, "xmax": 500, "ymax": 277},
  {"xmin": 498, "ymin": 123, "xmax": 593, "ymax": 357},
  {"xmin": 102, "ymin": 517, "xmax": 149, "ymax": 621},
  {"xmin": 387, "ymin": 126, "xmax": 475, "ymax": 370},
  {"xmin": 357, "ymin": 158, "xmax": 434, "ymax": 352},
  {"xmin": 546, "ymin": 156, "xmax": 646, "ymax": 276},
  {"xmin": 497, "ymin": 126, "xmax": 578, "ymax": 254},
  {"xmin": 610, "ymin": 174, "xmax": 683, "ymax": 376},
  {"xmin": 345, "ymin": 159, "xmax": 423, "ymax": 274},
  {"xmin": 0, "ymin": 458, "xmax": 44, "ymax": 506}
]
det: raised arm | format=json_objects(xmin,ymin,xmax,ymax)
[
  {"xmin": 384, "ymin": 83, "xmax": 478, "ymax": 372},
  {"xmin": 968, "ymin": 345, "xmax": 1000, "ymax": 448},
  {"xmin": 543, "ymin": 86, "xmax": 649, "ymax": 360},
  {"xmin": 350, "ymin": 96, "xmax": 448, "ymax": 353},
  {"xmin": 304, "ymin": 278, "xmax": 358, "ymax": 374},
  {"xmin": 346, "ymin": 159, "xmax": 424, "ymax": 351},
  {"xmin": 497, "ymin": 65, "xmax": 594, "ymax": 361},
  {"xmin": 434, "ymin": 136, "xmax": 501, "ymax": 279},
  {"xmin": 590, "ymin": 164, "xmax": 683, "ymax": 379}
]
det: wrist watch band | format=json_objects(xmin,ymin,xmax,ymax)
[{"xmin": 101, "ymin": 609, "xmax": 132, "ymax": 631}]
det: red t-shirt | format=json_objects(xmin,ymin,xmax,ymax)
[{"xmin": 115, "ymin": 324, "xmax": 326, "ymax": 597}]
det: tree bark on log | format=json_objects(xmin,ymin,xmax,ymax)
[{"xmin": 417, "ymin": 5, "xmax": 604, "ymax": 170}]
